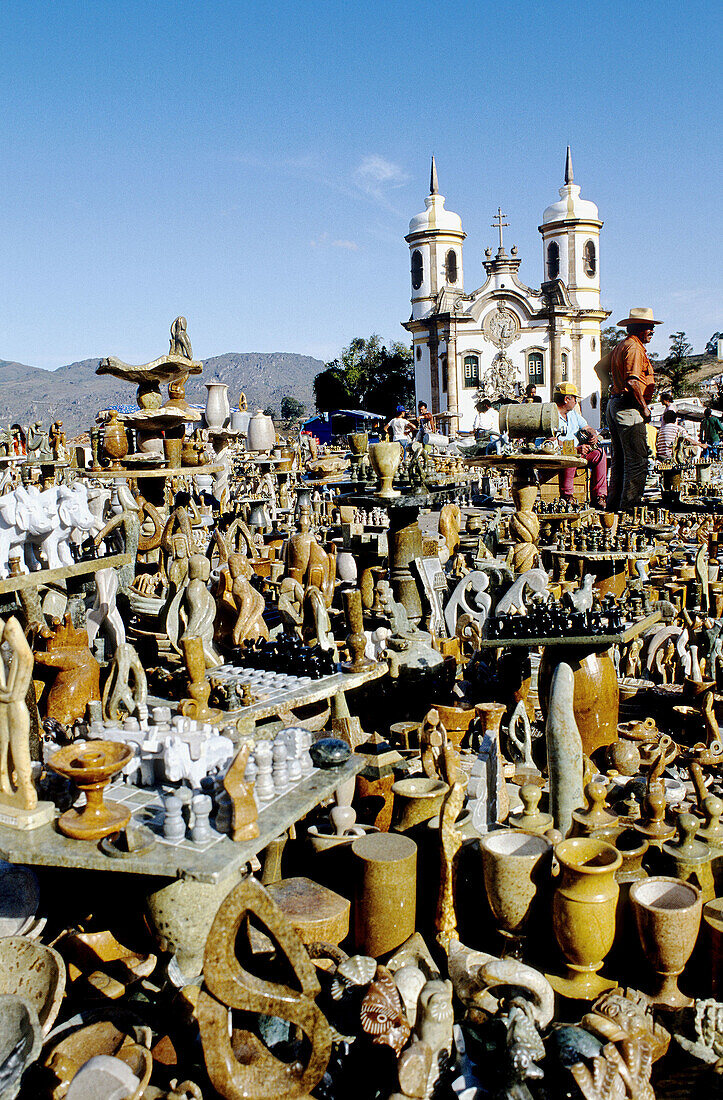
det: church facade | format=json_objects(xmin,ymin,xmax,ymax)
[{"xmin": 402, "ymin": 150, "xmax": 609, "ymax": 431}]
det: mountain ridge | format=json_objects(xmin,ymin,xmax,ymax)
[{"xmin": 0, "ymin": 352, "xmax": 323, "ymax": 435}]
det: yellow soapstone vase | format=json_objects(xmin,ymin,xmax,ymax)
[{"xmin": 549, "ymin": 836, "xmax": 622, "ymax": 999}]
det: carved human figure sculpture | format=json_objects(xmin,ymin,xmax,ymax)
[
  {"xmin": 0, "ymin": 616, "xmax": 37, "ymax": 810},
  {"xmin": 181, "ymin": 555, "xmax": 221, "ymax": 669}
]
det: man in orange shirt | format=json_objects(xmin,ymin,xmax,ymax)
[{"xmin": 606, "ymin": 306, "xmax": 661, "ymax": 511}]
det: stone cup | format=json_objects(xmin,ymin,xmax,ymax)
[
  {"xmin": 629, "ymin": 876, "xmax": 702, "ymax": 1007},
  {"xmin": 479, "ymin": 829, "xmax": 553, "ymax": 956},
  {"xmin": 369, "ymin": 442, "xmax": 402, "ymax": 499}
]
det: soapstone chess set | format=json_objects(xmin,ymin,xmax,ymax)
[{"xmin": 98, "ymin": 723, "xmax": 317, "ymax": 851}]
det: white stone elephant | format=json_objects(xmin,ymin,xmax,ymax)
[
  {"xmin": 37, "ymin": 483, "xmax": 97, "ymax": 570},
  {"xmin": 0, "ymin": 485, "xmax": 55, "ymax": 577}
]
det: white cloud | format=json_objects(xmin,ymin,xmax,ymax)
[
  {"xmin": 355, "ymin": 155, "xmax": 409, "ymax": 188},
  {"xmin": 310, "ymin": 233, "xmax": 359, "ymax": 251}
]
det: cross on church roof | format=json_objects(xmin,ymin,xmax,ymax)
[{"xmin": 492, "ymin": 207, "xmax": 509, "ymax": 252}]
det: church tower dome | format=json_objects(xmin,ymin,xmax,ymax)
[
  {"xmin": 406, "ymin": 157, "xmax": 466, "ymax": 320},
  {"xmin": 539, "ymin": 147, "xmax": 602, "ymax": 311}
]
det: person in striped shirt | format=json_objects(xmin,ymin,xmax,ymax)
[{"xmin": 655, "ymin": 409, "xmax": 701, "ymax": 461}]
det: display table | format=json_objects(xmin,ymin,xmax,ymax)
[{"xmin": 0, "ymin": 755, "xmax": 364, "ymax": 885}]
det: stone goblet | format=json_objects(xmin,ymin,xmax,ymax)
[
  {"xmin": 369, "ymin": 442, "xmax": 402, "ymax": 499},
  {"xmin": 48, "ymin": 741, "xmax": 133, "ymax": 840},
  {"xmin": 629, "ymin": 876, "xmax": 702, "ymax": 1007},
  {"xmin": 479, "ymin": 829, "xmax": 553, "ymax": 958}
]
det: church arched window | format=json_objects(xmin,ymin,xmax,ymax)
[
  {"xmin": 547, "ymin": 241, "xmax": 560, "ymax": 280},
  {"xmin": 583, "ymin": 239, "xmax": 596, "ymax": 277},
  {"xmin": 446, "ymin": 249, "xmax": 458, "ymax": 284},
  {"xmin": 561, "ymin": 353, "xmax": 569, "ymax": 381},
  {"xmin": 411, "ymin": 250, "xmax": 423, "ymax": 290},
  {"xmin": 527, "ymin": 352, "xmax": 544, "ymax": 384},
  {"xmin": 463, "ymin": 355, "xmax": 479, "ymax": 388}
]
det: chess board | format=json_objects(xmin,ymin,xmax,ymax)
[
  {"xmin": 105, "ymin": 785, "xmax": 226, "ymax": 854},
  {"xmin": 104, "ymin": 761, "xmax": 321, "ymax": 853},
  {"xmin": 211, "ymin": 664, "xmax": 317, "ymax": 706}
]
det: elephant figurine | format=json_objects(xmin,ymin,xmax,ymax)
[
  {"xmin": 37, "ymin": 484, "xmax": 97, "ymax": 570},
  {"xmin": 0, "ymin": 485, "xmax": 55, "ymax": 577}
]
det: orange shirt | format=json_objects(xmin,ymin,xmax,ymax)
[{"xmin": 610, "ymin": 334, "xmax": 656, "ymax": 400}]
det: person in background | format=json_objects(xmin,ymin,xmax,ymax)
[
  {"xmin": 524, "ymin": 383, "xmax": 542, "ymax": 404},
  {"xmin": 553, "ymin": 382, "xmax": 608, "ymax": 509},
  {"xmin": 385, "ymin": 405, "xmax": 416, "ymax": 453},
  {"xmin": 606, "ymin": 306, "xmax": 661, "ymax": 511},
  {"xmin": 660, "ymin": 392, "xmax": 674, "ymax": 412},
  {"xmin": 415, "ymin": 401, "xmax": 435, "ymax": 443},
  {"xmin": 701, "ymin": 406, "xmax": 723, "ymax": 459},
  {"xmin": 473, "ymin": 398, "xmax": 500, "ymax": 436},
  {"xmin": 655, "ymin": 409, "xmax": 702, "ymax": 462}
]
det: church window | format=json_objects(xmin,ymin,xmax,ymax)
[
  {"xmin": 561, "ymin": 353, "xmax": 569, "ymax": 381},
  {"xmin": 411, "ymin": 250, "xmax": 423, "ymax": 290},
  {"xmin": 583, "ymin": 239, "xmax": 596, "ymax": 277},
  {"xmin": 446, "ymin": 249, "xmax": 458, "ymax": 284},
  {"xmin": 416, "ymin": 345, "xmax": 422, "ymax": 360},
  {"xmin": 547, "ymin": 241, "xmax": 560, "ymax": 280},
  {"xmin": 441, "ymin": 355, "xmax": 448, "ymax": 392},
  {"xmin": 527, "ymin": 352, "xmax": 544, "ymax": 384},
  {"xmin": 463, "ymin": 355, "xmax": 479, "ymax": 388}
]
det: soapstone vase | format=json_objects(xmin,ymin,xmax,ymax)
[
  {"xmin": 204, "ymin": 381, "xmax": 230, "ymax": 429},
  {"xmin": 550, "ymin": 837, "xmax": 621, "ymax": 999}
]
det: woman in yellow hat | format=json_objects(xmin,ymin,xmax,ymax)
[{"xmin": 553, "ymin": 382, "xmax": 608, "ymax": 509}]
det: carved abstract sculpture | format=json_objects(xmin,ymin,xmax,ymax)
[
  {"xmin": 216, "ymin": 553, "xmax": 269, "ymax": 647},
  {"xmin": 198, "ymin": 877, "xmax": 331, "ymax": 1099},
  {"xmin": 102, "ymin": 642, "xmax": 148, "ymax": 724},
  {"xmin": 223, "ymin": 744, "xmax": 259, "ymax": 842},
  {"xmin": 179, "ymin": 637, "xmax": 222, "ymax": 723}
]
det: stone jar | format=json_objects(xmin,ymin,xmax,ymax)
[
  {"xmin": 351, "ymin": 832, "xmax": 417, "ymax": 957},
  {"xmin": 204, "ymin": 381, "xmax": 230, "ymax": 429},
  {"xmin": 246, "ymin": 410, "xmax": 276, "ymax": 452},
  {"xmin": 103, "ymin": 412, "xmax": 128, "ymax": 471},
  {"xmin": 433, "ymin": 702, "xmax": 476, "ymax": 750},
  {"xmin": 538, "ymin": 646, "xmax": 619, "ymax": 756},
  {"xmin": 551, "ymin": 837, "xmax": 622, "ymax": 999}
]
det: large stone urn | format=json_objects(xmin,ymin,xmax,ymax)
[
  {"xmin": 246, "ymin": 410, "xmax": 275, "ymax": 452},
  {"xmin": 538, "ymin": 646, "xmax": 619, "ymax": 756}
]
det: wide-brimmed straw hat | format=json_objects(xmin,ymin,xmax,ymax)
[{"xmin": 617, "ymin": 306, "xmax": 663, "ymax": 327}]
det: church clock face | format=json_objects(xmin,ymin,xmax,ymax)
[{"xmin": 483, "ymin": 305, "xmax": 520, "ymax": 349}]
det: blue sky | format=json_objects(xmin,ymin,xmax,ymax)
[{"xmin": 0, "ymin": 0, "xmax": 719, "ymax": 370}]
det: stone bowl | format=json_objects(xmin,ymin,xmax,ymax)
[
  {"xmin": 0, "ymin": 938, "xmax": 65, "ymax": 1035},
  {"xmin": 48, "ymin": 741, "xmax": 133, "ymax": 786},
  {"xmin": 391, "ymin": 777, "xmax": 450, "ymax": 832},
  {"xmin": 44, "ymin": 1020, "xmax": 152, "ymax": 1100}
]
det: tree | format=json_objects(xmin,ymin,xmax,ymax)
[
  {"xmin": 280, "ymin": 396, "xmax": 305, "ymax": 420},
  {"xmin": 263, "ymin": 404, "xmax": 276, "ymax": 418},
  {"xmin": 313, "ymin": 335, "xmax": 414, "ymax": 413},
  {"xmin": 601, "ymin": 326, "xmax": 626, "ymax": 353},
  {"xmin": 657, "ymin": 331, "xmax": 696, "ymax": 397}
]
